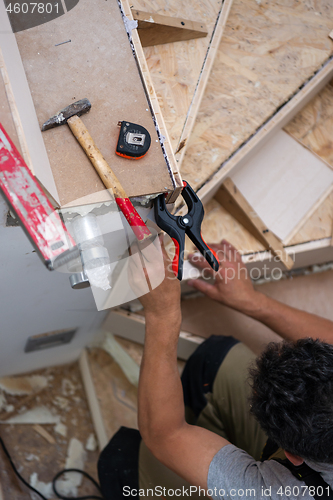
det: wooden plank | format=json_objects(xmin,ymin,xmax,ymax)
[
  {"xmin": 136, "ymin": 0, "xmax": 223, "ymax": 153},
  {"xmin": 184, "ymin": 191, "xmax": 333, "ymax": 261},
  {"xmin": 188, "ymin": 79, "xmax": 333, "ymax": 257},
  {"xmin": 79, "ymin": 350, "xmax": 109, "ymax": 451},
  {"xmin": 119, "ymin": 0, "xmax": 183, "ymax": 203},
  {"xmin": 174, "ymin": 0, "xmax": 233, "ymax": 165},
  {"xmin": 243, "ymin": 238, "xmax": 333, "ymax": 277},
  {"xmin": 179, "ymin": 0, "xmax": 333, "ymax": 201},
  {"xmin": 185, "ymin": 236, "xmax": 333, "ymax": 280},
  {"xmin": 0, "ymin": 1, "xmax": 60, "ymax": 204},
  {"xmin": 215, "ymin": 178, "xmax": 294, "ymax": 269},
  {"xmin": 284, "ymin": 80, "xmax": 333, "ymax": 172},
  {"xmin": 197, "ymin": 57, "xmax": 333, "ymax": 205},
  {"xmin": 230, "ymin": 130, "xmax": 333, "ymax": 243},
  {"xmin": 11, "ymin": 0, "xmax": 175, "ymax": 207},
  {"xmin": 132, "ymin": 10, "xmax": 208, "ymax": 47},
  {"xmin": 103, "ymin": 309, "xmax": 204, "ymax": 360}
]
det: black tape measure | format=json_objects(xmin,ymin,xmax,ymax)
[{"xmin": 116, "ymin": 121, "xmax": 151, "ymax": 160}]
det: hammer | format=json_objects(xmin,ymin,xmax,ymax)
[{"xmin": 42, "ymin": 98, "xmax": 151, "ymax": 241}]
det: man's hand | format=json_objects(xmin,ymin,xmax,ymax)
[
  {"xmin": 188, "ymin": 239, "xmax": 260, "ymax": 313},
  {"xmin": 129, "ymin": 235, "xmax": 181, "ymax": 323}
]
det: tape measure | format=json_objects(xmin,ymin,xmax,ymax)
[{"xmin": 116, "ymin": 121, "xmax": 151, "ymax": 160}]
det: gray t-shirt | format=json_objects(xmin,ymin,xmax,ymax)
[{"xmin": 208, "ymin": 445, "xmax": 333, "ymax": 500}]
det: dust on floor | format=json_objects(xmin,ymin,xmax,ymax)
[{"xmin": 0, "ymin": 362, "xmax": 100, "ymax": 499}]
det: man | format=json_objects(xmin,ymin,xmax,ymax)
[{"xmin": 99, "ymin": 239, "xmax": 333, "ymax": 499}]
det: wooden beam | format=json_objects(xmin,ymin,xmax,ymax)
[
  {"xmin": 215, "ymin": 178, "xmax": 294, "ymax": 270},
  {"xmin": 79, "ymin": 350, "xmax": 109, "ymax": 451},
  {"xmin": 119, "ymin": 0, "xmax": 183, "ymax": 203},
  {"xmin": 132, "ymin": 10, "xmax": 208, "ymax": 47},
  {"xmin": 197, "ymin": 57, "xmax": 333, "ymax": 205},
  {"xmin": 242, "ymin": 238, "xmax": 333, "ymax": 277},
  {"xmin": 102, "ymin": 309, "xmax": 205, "ymax": 361},
  {"xmin": 174, "ymin": 0, "xmax": 234, "ymax": 166}
]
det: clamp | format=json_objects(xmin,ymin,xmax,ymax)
[{"xmin": 154, "ymin": 181, "xmax": 220, "ymax": 280}]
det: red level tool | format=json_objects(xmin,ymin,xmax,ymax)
[{"xmin": 0, "ymin": 123, "xmax": 79, "ymax": 270}]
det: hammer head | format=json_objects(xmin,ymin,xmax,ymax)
[{"xmin": 41, "ymin": 98, "xmax": 91, "ymax": 131}]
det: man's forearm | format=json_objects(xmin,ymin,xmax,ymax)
[
  {"xmin": 138, "ymin": 312, "xmax": 186, "ymax": 459},
  {"xmin": 244, "ymin": 291, "xmax": 333, "ymax": 344}
]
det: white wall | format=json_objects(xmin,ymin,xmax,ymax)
[{"xmin": 0, "ymin": 195, "xmax": 107, "ymax": 377}]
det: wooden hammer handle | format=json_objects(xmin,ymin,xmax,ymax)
[
  {"xmin": 67, "ymin": 115, "xmax": 151, "ymax": 241},
  {"xmin": 68, "ymin": 115, "xmax": 125, "ymax": 197}
]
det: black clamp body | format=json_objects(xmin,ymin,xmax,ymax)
[{"xmin": 154, "ymin": 181, "xmax": 219, "ymax": 280}]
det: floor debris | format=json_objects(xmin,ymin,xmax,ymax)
[
  {"xmin": 0, "ymin": 375, "xmax": 48, "ymax": 396},
  {"xmin": 1, "ymin": 406, "xmax": 60, "ymax": 425},
  {"xmin": 102, "ymin": 332, "xmax": 140, "ymax": 387},
  {"xmin": 29, "ymin": 473, "xmax": 53, "ymax": 499},
  {"xmin": 54, "ymin": 422, "xmax": 67, "ymax": 437},
  {"xmin": 55, "ymin": 438, "xmax": 86, "ymax": 497},
  {"xmin": 86, "ymin": 433, "xmax": 97, "ymax": 452},
  {"xmin": 0, "ymin": 362, "xmax": 100, "ymax": 499},
  {"xmin": 32, "ymin": 424, "xmax": 56, "ymax": 444}
]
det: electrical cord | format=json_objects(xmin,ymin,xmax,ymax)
[
  {"xmin": 0, "ymin": 436, "xmax": 104, "ymax": 500},
  {"xmin": 53, "ymin": 469, "xmax": 103, "ymax": 500}
]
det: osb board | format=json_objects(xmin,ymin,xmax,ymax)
[
  {"xmin": 0, "ymin": 363, "xmax": 99, "ymax": 500},
  {"xmin": 230, "ymin": 130, "xmax": 333, "ymax": 242},
  {"xmin": 187, "ymin": 80, "xmax": 333, "ymax": 255},
  {"xmin": 186, "ymin": 192, "xmax": 333, "ymax": 258},
  {"xmin": 185, "ymin": 198, "xmax": 265, "ymax": 256},
  {"xmin": 0, "ymin": 66, "xmax": 21, "ymax": 154},
  {"xmin": 285, "ymin": 79, "xmax": 333, "ymax": 246},
  {"xmin": 14, "ymin": 0, "xmax": 174, "ymax": 207},
  {"xmin": 132, "ymin": 0, "xmax": 223, "ymax": 150},
  {"xmin": 285, "ymin": 80, "xmax": 333, "ymax": 167},
  {"xmin": 180, "ymin": 0, "xmax": 333, "ymax": 191}
]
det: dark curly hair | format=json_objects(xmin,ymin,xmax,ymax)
[{"xmin": 249, "ymin": 338, "xmax": 333, "ymax": 463}]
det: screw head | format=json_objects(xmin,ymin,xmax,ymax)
[{"xmin": 182, "ymin": 217, "xmax": 189, "ymax": 224}]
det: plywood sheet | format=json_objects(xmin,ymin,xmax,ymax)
[
  {"xmin": 285, "ymin": 80, "xmax": 333, "ymax": 167},
  {"xmin": 230, "ymin": 130, "xmax": 333, "ymax": 242},
  {"xmin": 193, "ymin": 80, "xmax": 333, "ymax": 255},
  {"xmin": 181, "ymin": 0, "xmax": 333, "ymax": 191},
  {"xmin": 285, "ymin": 79, "xmax": 333, "ymax": 246},
  {"xmin": 13, "ymin": 0, "xmax": 174, "ymax": 206},
  {"xmin": 132, "ymin": 0, "xmax": 223, "ymax": 151}
]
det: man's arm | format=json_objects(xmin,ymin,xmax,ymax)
[
  {"xmin": 132, "ymin": 238, "xmax": 230, "ymax": 489},
  {"xmin": 188, "ymin": 240, "xmax": 333, "ymax": 345}
]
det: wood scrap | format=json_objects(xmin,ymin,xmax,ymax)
[
  {"xmin": 79, "ymin": 350, "xmax": 108, "ymax": 451},
  {"xmin": 32, "ymin": 424, "xmax": 56, "ymax": 444},
  {"xmin": 102, "ymin": 333, "xmax": 140, "ymax": 388},
  {"xmin": 0, "ymin": 386, "xmax": 48, "ymax": 422}
]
